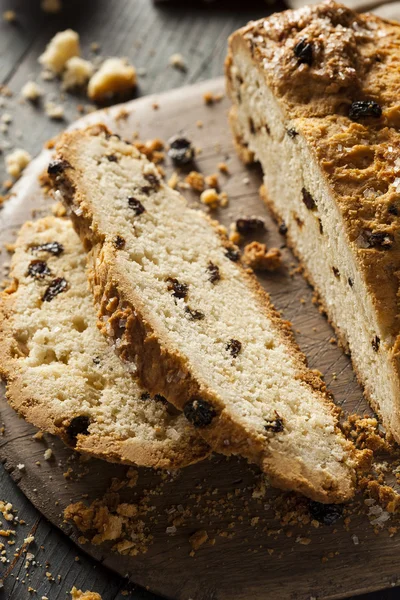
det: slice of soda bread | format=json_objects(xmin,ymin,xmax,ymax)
[
  {"xmin": 0, "ymin": 216, "xmax": 210, "ymax": 468},
  {"xmin": 50, "ymin": 124, "xmax": 366, "ymax": 502}
]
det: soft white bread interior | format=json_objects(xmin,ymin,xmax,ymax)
[{"xmin": 0, "ymin": 216, "xmax": 210, "ymax": 468}]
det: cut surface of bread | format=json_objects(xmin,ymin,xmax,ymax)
[
  {"xmin": 50, "ymin": 125, "xmax": 365, "ymax": 502},
  {"xmin": 0, "ymin": 216, "xmax": 209, "ymax": 468},
  {"xmin": 226, "ymin": 0, "xmax": 400, "ymax": 442}
]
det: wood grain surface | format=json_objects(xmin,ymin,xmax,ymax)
[{"xmin": 1, "ymin": 1, "xmax": 400, "ymax": 600}]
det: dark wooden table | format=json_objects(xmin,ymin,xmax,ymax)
[{"xmin": 0, "ymin": 1, "xmax": 399, "ymax": 598}]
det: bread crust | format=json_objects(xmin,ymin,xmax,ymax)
[
  {"xmin": 0, "ymin": 217, "xmax": 210, "ymax": 469},
  {"xmin": 50, "ymin": 125, "xmax": 367, "ymax": 503}
]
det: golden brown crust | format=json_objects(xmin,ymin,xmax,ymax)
[
  {"xmin": 228, "ymin": 1, "xmax": 400, "ymax": 119},
  {"xmin": 49, "ymin": 124, "xmax": 366, "ymax": 503}
]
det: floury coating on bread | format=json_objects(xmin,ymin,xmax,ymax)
[
  {"xmin": 226, "ymin": 0, "xmax": 400, "ymax": 442},
  {"xmin": 0, "ymin": 216, "xmax": 209, "ymax": 468},
  {"xmin": 50, "ymin": 125, "xmax": 368, "ymax": 502}
]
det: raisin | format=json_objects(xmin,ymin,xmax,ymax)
[
  {"xmin": 42, "ymin": 277, "xmax": 67, "ymax": 302},
  {"xmin": 348, "ymin": 277, "xmax": 354, "ymax": 287},
  {"xmin": 264, "ymin": 412, "xmax": 284, "ymax": 433},
  {"xmin": 113, "ymin": 235, "xmax": 126, "ymax": 249},
  {"xmin": 226, "ymin": 339, "xmax": 242, "ymax": 358},
  {"xmin": 167, "ymin": 136, "xmax": 195, "ymax": 165},
  {"xmin": 309, "ymin": 501, "xmax": 343, "ymax": 526},
  {"xmin": 362, "ymin": 230, "xmax": 393, "ymax": 249},
  {"xmin": 184, "ymin": 306, "xmax": 205, "ymax": 321},
  {"xmin": 128, "ymin": 197, "xmax": 145, "ymax": 215},
  {"xmin": 106, "ymin": 154, "xmax": 118, "ymax": 162},
  {"xmin": 294, "ymin": 39, "xmax": 313, "ymax": 66},
  {"xmin": 279, "ymin": 221, "xmax": 288, "ymax": 235},
  {"xmin": 30, "ymin": 242, "xmax": 64, "ymax": 256},
  {"xmin": 66, "ymin": 415, "xmax": 90, "ymax": 443},
  {"xmin": 249, "ymin": 117, "xmax": 256, "ymax": 135},
  {"xmin": 184, "ymin": 397, "xmax": 216, "ymax": 428},
  {"xmin": 389, "ymin": 204, "xmax": 398, "ymax": 216},
  {"xmin": 140, "ymin": 392, "xmax": 151, "ymax": 400},
  {"xmin": 287, "ymin": 128, "xmax": 298, "ymax": 138},
  {"xmin": 27, "ymin": 260, "xmax": 51, "ymax": 279},
  {"xmin": 236, "ymin": 217, "xmax": 265, "ymax": 235},
  {"xmin": 207, "ymin": 262, "xmax": 221, "ymax": 284},
  {"xmin": 225, "ymin": 248, "xmax": 240, "ymax": 262},
  {"xmin": 47, "ymin": 159, "xmax": 71, "ymax": 175},
  {"xmin": 144, "ymin": 172, "xmax": 160, "ymax": 189},
  {"xmin": 302, "ymin": 188, "xmax": 316, "ymax": 210},
  {"xmin": 167, "ymin": 277, "xmax": 188, "ymax": 299},
  {"xmin": 349, "ymin": 101, "xmax": 382, "ymax": 121},
  {"xmin": 332, "ymin": 266, "xmax": 340, "ymax": 278},
  {"xmin": 372, "ymin": 336, "xmax": 380, "ymax": 352}
]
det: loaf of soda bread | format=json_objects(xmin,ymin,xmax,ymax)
[
  {"xmin": 226, "ymin": 0, "xmax": 400, "ymax": 442},
  {"xmin": 0, "ymin": 216, "xmax": 209, "ymax": 467},
  {"xmin": 49, "ymin": 125, "xmax": 366, "ymax": 502}
]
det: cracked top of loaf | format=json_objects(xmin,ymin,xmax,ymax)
[
  {"xmin": 228, "ymin": 1, "xmax": 400, "ymax": 341},
  {"xmin": 233, "ymin": 0, "xmax": 400, "ymax": 119}
]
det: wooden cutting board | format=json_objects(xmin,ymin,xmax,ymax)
[{"xmin": 1, "ymin": 78, "xmax": 399, "ymax": 600}]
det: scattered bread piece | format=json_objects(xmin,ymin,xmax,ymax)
[
  {"xmin": 70, "ymin": 588, "xmax": 102, "ymax": 600},
  {"xmin": 169, "ymin": 53, "xmax": 187, "ymax": 71},
  {"xmin": 189, "ymin": 529, "xmax": 208, "ymax": 551},
  {"xmin": 3, "ymin": 10, "xmax": 16, "ymax": 23},
  {"xmin": 39, "ymin": 29, "xmax": 80, "ymax": 74},
  {"xmin": 200, "ymin": 188, "xmax": 219, "ymax": 209},
  {"xmin": 45, "ymin": 101, "xmax": 64, "ymax": 120},
  {"xmin": 41, "ymin": 0, "xmax": 62, "ymax": 13},
  {"xmin": 21, "ymin": 81, "xmax": 43, "ymax": 101},
  {"xmin": 185, "ymin": 171, "xmax": 205, "ymax": 192},
  {"xmin": 243, "ymin": 242, "xmax": 282, "ymax": 272},
  {"xmin": 5, "ymin": 149, "xmax": 32, "ymax": 179},
  {"xmin": 62, "ymin": 57, "xmax": 94, "ymax": 90},
  {"xmin": 87, "ymin": 58, "xmax": 137, "ymax": 102}
]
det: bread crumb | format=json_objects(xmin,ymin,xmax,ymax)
[
  {"xmin": 62, "ymin": 57, "xmax": 94, "ymax": 90},
  {"xmin": 205, "ymin": 173, "xmax": 218, "ymax": 189},
  {"xmin": 43, "ymin": 449, "xmax": 53, "ymax": 461},
  {"xmin": 3, "ymin": 10, "xmax": 17, "ymax": 22},
  {"xmin": 70, "ymin": 587, "xmax": 102, "ymax": 600},
  {"xmin": 200, "ymin": 188, "xmax": 219, "ymax": 209},
  {"xmin": 33, "ymin": 431, "xmax": 44, "ymax": 441},
  {"xmin": 1, "ymin": 113, "xmax": 12, "ymax": 124},
  {"xmin": 169, "ymin": 53, "xmax": 186, "ymax": 71},
  {"xmin": 41, "ymin": 0, "xmax": 62, "ymax": 13},
  {"xmin": 88, "ymin": 58, "xmax": 136, "ymax": 102},
  {"xmin": 39, "ymin": 29, "xmax": 80, "ymax": 74},
  {"xmin": 189, "ymin": 529, "xmax": 208, "ymax": 551},
  {"xmin": 5, "ymin": 149, "xmax": 32, "ymax": 179},
  {"xmin": 168, "ymin": 171, "xmax": 179, "ymax": 190},
  {"xmin": 203, "ymin": 91, "xmax": 224, "ymax": 105},
  {"xmin": 218, "ymin": 162, "xmax": 229, "ymax": 174},
  {"xmin": 21, "ymin": 81, "xmax": 43, "ymax": 101},
  {"xmin": 24, "ymin": 535, "xmax": 35, "ymax": 544},
  {"xmin": 243, "ymin": 242, "xmax": 282, "ymax": 272},
  {"xmin": 45, "ymin": 101, "xmax": 64, "ymax": 120},
  {"xmin": 185, "ymin": 171, "xmax": 205, "ymax": 192}
]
